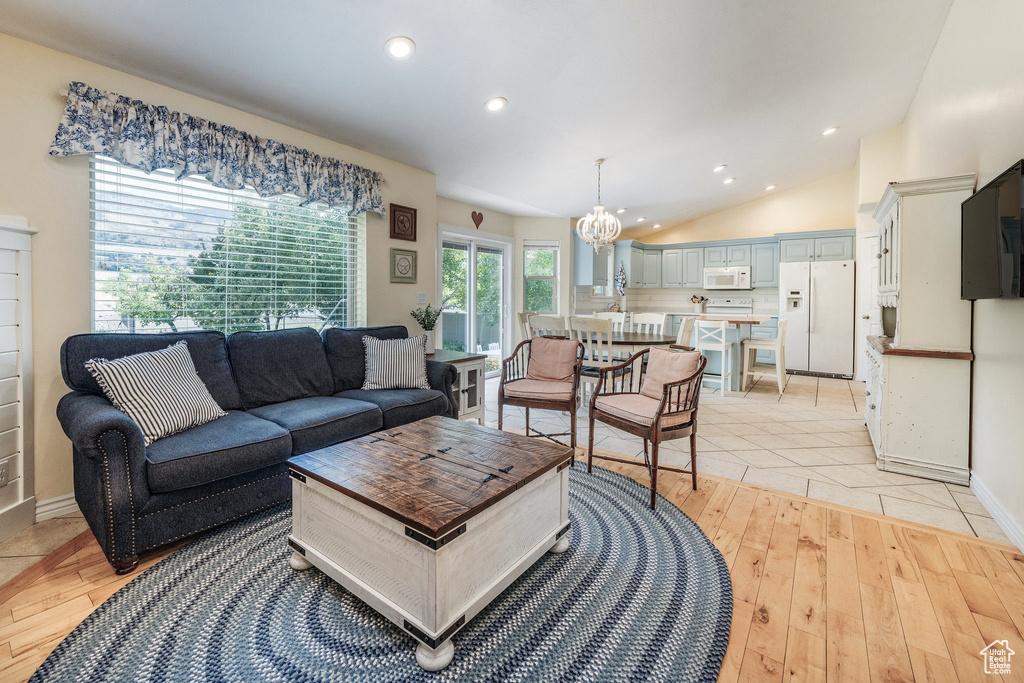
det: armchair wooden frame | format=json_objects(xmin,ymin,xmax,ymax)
[
  {"xmin": 497, "ymin": 337, "xmax": 586, "ymax": 457},
  {"xmin": 587, "ymin": 345, "xmax": 708, "ymax": 509}
]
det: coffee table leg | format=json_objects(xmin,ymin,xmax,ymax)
[
  {"xmin": 289, "ymin": 550, "xmax": 313, "ymax": 570},
  {"xmin": 548, "ymin": 536, "xmax": 570, "ymax": 554},
  {"xmin": 415, "ymin": 639, "xmax": 454, "ymax": 671}
]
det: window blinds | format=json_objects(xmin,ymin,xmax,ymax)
[{"xmin": 90, "ymin": 156, "xmax": 366, "ymax": 334}]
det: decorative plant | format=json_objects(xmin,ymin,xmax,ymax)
[
  {"xmin": 410, "ymin": 296, "xmax": 452, "ymax": 331},
  {"xmin": 690, "ymin": 295, "xmax": 707, "ymax": 304}
]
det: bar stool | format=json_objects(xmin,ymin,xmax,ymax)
[
  {"xmin": 741, "ymin": 319, "xmax": 788, "ymax": 393},
  {"xmin": 695, "ymin": 320, "xmax": 732, "ymax": 393}
]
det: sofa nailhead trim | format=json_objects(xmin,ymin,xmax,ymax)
[
  {"xmin": 152, "ymin": 497, "xmax": 285, "ymax": 547},
  {"xmin": 138, "ymin": 471, "xmax": 287, "ymax": 520},
  {"xmin": 97, "ymin": 429, "xmax": 137, "ymax": 557}
]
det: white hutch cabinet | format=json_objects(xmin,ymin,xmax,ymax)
[{"xmin": 866, "ymin": 175, "xmax": 975, "ymax": 485}]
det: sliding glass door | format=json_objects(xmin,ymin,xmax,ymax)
[{"xmin": 440, "ymin": 234, "xmax": 510, "ymax": 376}]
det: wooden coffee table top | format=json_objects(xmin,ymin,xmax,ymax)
[{"xmin": 288, "ymin": 416, "xmax": 573, "ymax": 538}]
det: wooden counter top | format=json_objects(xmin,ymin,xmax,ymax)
[
  {"xmin": 867, "ymin": 335, "xmax": 973, "ymax": 361},
  {"xmin": 696, "ymin": 314, "xmax": 775, "ymax": 325}
]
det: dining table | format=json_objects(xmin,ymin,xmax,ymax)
[{"xmin": 577, "ymin": 331, "xmax": 679, "ymax": 355}]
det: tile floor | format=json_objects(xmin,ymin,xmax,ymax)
[
  {"xmin": 485, "ymin": 373, "xmax": 1014, "ymax": 545},
  {"xmin": 0, "ymin": 511, "xmax": 88, "ymax": 586}
]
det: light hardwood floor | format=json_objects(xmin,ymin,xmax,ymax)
[{"xmin": 1, "ymin": 456, "xmax": 1022, "ymax": 682}]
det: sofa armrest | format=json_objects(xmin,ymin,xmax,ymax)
[
  {"xmin": 57, "ymin": 391, "xmax": 150, "ymax": 567},
  {"xmin": 425, "ymin": 359, "xmax": 459, "ymax": 419}
]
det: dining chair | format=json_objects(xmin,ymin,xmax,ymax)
[
  {"xmin": 587, "ymin": 347, "xmax": 708, "ymax": 509},
  {"xmin": 632, "ymin": 312, "xmax": 666, "ymax": 335},
  {"xmin": 569, "ymin": 316, "xmax": 617, "ymax": 403},
  {"xmin": 594, "ymin": 311, "xmax": 626, "ymax": 333},
  {"xmin": 675, "ymin": 316, "xmax": 696, "ymax": 347},
  {"xmin": 695, "ymin": 320, "xmax": 732, "ymax": 393},
  {"xmin": 518, "ymin": 311, "xmax": 537, "ymax": 341},
  {"xmin": 528, "ymin": 314, "xmax": 568, "ymax": 338},
  {"xmin": 740, "ymin": 319, "xmax": 788, "ymax": 393},
  {"xmin": 498, "ymin": 336, "xmax": 585, "ymax": 452}
]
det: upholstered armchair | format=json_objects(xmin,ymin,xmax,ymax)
[
  {"xmin": 497, "ymin": 336, "xmax": 585, "ymax": 451},
  {"xmin": 587, "ymin": 346, "xmax": 707, "ymax": 509}
]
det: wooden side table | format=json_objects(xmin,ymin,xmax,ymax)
[{"xmin": 429, "ymin": 349, "xmax": 487, "ymax": 425}]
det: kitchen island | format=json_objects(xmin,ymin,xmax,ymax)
[{"xmin": 680, "ymin": 314, "xmax": 775, "ymax": 392}]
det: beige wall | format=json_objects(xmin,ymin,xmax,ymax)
[
  {"xmin": 621, "ymin": 167, "xmax": 857, "ymax": 244},
  {"xmin": 857, "ymin": 125, "xmax": 904, "ymax": 208},
  {"xmin": 0, "ymin": 34, "xmax": 439, "ymax": 502},
  {"xmin": 899, "ymin": 0, "xmax": 1024, "ymax": 538},
  {"xmin": 437, "ymin": 196, "xmax": 514, "ymax": 237}
]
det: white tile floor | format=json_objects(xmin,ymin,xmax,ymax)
[{"xmin": 485, "ymin": 373, "xmax": 1013, "ymax": 545}]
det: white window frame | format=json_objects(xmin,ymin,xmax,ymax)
[{"xmin": 523, "ymin": 240, "xmax": 560, "ymax": 315}]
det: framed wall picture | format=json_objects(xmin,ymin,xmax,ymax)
[
  {"xmin": 390, "ymin": 204, "xmax": 417, "ymax": 241},
  {"xmin": 390, "ymin": 248, "xmax": 417, "ymax": 284}
]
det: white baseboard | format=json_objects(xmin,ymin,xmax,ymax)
[
  {"xmin": 35, "ymin": 492, "xmax": 80, "ymax": 523},
  {"xmin": 0, "ymin": 497, "xmax": 35, "ymax": 543},
  {"xmin": 971, "ymin": 474, "xmax": 1024, "ymax": 552}
]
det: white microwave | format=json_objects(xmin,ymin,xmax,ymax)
[{"xmin": 703, "ymin": 266, "xmax": 751, "ymax": 290}]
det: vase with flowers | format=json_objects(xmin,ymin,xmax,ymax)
[{"xmin": 410, "ymin": 298, "xmax": 450, "ymax": 354}]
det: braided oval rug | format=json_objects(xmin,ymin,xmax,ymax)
[{"xmin": 33, "ymin": 465, "xmax": 732, "ymax": 682}]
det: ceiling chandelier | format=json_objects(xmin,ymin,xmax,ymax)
[{"xmin": 575, "ymin": 158, "xmax": 622, "ymax": 253}]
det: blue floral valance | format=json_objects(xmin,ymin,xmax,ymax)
[{"xmin": 50, "ymin": 81, "xmax": 386, "ymax": 216}]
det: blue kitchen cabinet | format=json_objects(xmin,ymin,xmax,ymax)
[
  {"xmin": 726, "ymin": 243, "xmax": 751, "ymax": 266},
  {"xmin": 751, "ymin": 243, "xmax": 779, "ymax": 288},
  {"xmin": 704, "ymin": 246, "xmax": 728, "ymax": 267},
  {"xmin": 780, "ymin": 238, "xmax": 815, "ymax": 262},
  {"xmin": 814, "ymin": 235, "xmax": 854, "ymax": 261},
  {"xmin": 681, "ymin": 248, "xmax": 703, "ymax": 288}
]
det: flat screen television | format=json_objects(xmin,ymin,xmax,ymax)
[{"xmin": 962, "ymin": 160, "xmax": 1024, "ymax": 299}]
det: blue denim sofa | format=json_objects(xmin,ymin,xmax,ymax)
[{"xmin": 56, "ymin": 325, "xmax": 457, "ymax": 573}]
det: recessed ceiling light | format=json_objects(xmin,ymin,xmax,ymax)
[
  {"xmin": 713, "ymin": 164, "xmax": 727, "ymax": 173},
  {"xmin": 764, "ymin": 184, "xmax": 776, "ymax": 191},
  {"xmin": 485, "ymin": 97, "xmax": 507, "ymax": 112},
  {"xmin": 653, "ymin": 224, "xmax": 662, "ymax": 229},
  {"xmin": 636, "ymin": 217, "xmax": 646, "ymax": 223},
  {"xmin": 821, "ymin": 126, "xmax": 839, "ymax": 136},
  {"xmin": 616, "ymin": 208, "xmax": 627, "ymax": 214},
  {"xmin": 384, "ymin": 36, "xmax": 415, "ymax": 60},
  {"xmin": 723, "ymin": 177, "xmax": 735, "ymax": 185}
]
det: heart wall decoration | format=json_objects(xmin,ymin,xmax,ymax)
[{"xmin": 471, "ymin": 211, "xmax": 484, "ymax": 229}]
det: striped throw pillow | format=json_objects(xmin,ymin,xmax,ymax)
[
  {"xmin": 84, "ymin": 341, "xmax": 227, "ymax": 445},
  {"xmin": 362, "ymin": 335, "xmax": 430, "ymax": 390}
]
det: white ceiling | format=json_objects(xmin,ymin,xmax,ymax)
[{"xmin": 0, "ymin": 0, "xmax": 952, "ymax": 226}]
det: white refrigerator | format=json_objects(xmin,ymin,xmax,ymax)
[{"xmin": 779, "ymin": 260, "xmax": 855, "ymax": 376}]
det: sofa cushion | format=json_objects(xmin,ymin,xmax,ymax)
[
  {"xmin": 228, "ymin": 328, "xmax": 334, "ymax": 409},
  {"xmin": 85, "ymin": 341, "xmax": 227, "ymax": 445},
  {"xmin": 323, "ymin": 326, "xmax": 409, "ymax": 392},
  {"xmin": 248, "ymin": 396, "xmax": 382, "ymax": 454},
  {"xmin": 362, "ymin": 335, "xmax": 429, "ymax": 390},
  {"xmin": 61, "ymin": 330, "xmax": 242, "ymax": 410},
  {"xmin": 145, "ymin": 410, "xmax": 291, "ymax": 493},
  {"xmin": 335, "ymin": 389, "xmax": 448, "ymax": 429}
]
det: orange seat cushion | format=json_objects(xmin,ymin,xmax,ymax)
[
  {"xmin": 639, "ymin": 348, "xmax": 702, "ymax": 400},
  {"xmin": 503, "ymin": 378, "xmax": 574, "ymax": 401},
  {"xmin": 594, "ymin": 393, "xmax": 693, "ymax": 430}
]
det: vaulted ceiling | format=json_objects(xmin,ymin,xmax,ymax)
[{"xmin": 0, "ymin": 0, "xmax": 952, "ymax": 226}]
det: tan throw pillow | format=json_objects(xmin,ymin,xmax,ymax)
[
  {"xmin": 639, "ymin": 348, "xmax": 701, "ymax": 400},
  {"xmin": 526, "ymin": 337, "xmax": 578, "ymax": 382}
]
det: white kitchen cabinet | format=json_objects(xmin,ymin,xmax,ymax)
[
  {"xmin": 642, "ymin": 251, "xmax": 662, "ymax": 288},
  {"xmin": 866, "ymin": 174, "xmax": 976, "ymax": 485},
  {"xmin": 681, "ymin": 248, "xmax": 703, "ymax": 289},
  {"xmin": 661, "ymin": 249, "xmax": 683, "ymax": 288}
]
